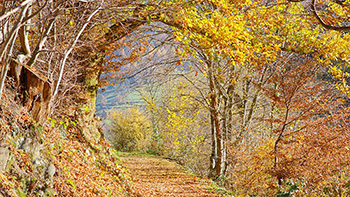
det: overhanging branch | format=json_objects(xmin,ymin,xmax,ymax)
[
  {"xmin": 311, "ymin": 0, "xmax": 350, "ymax": 31},
  {"xmin": 286, "ymin": 0, "xmax": 350, "ymax": 30}
]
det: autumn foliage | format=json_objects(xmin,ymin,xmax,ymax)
[
  {"xmin": 1, "ymin": 0, "xmax": 350, "ymax": 196},
  {"xmin": 108, "ymin": 108, "xmax": 152, "ymax": 152}
]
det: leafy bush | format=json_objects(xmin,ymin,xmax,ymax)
[{"xmin": 108, "ymin": 108, "xmax": 152, "ymax": 152}]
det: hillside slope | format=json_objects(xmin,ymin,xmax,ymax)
[{"xmin": 0, "ymin": 85, "xmax": 132, "ymax": 196}]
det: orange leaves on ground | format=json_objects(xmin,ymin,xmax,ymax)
[
  {"xmin": 44, "ymin": 127, "xmax": 132, "ymax": 196},
  {"xmin": 121, "ymin": 154, "xmax": 226, "ymax": 197}
]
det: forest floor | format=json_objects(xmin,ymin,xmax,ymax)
[{"xmin": 120, "ymin": 153, "xmax": 229, "ymax": 197}]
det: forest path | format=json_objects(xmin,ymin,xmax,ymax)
[{"xmin": 120, "ymin": 153, "xmax": 227, "ymax": 197}]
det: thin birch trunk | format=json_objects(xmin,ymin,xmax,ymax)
[{"xmin": 0, "ymin": 4, "xmax": 30, "ymax": 98}]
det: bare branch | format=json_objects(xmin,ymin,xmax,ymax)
[
  {"xmin": 19, "ymin": 2, "xmax": 32, "ymax": 55},
  {"xmin": 0, "ymin": 0, "xmax": 35, "ymax": 22},
  {"xmin": 28, "ymin": 15, "xmax": 57, "ymax": 67},
  {"xmin": 0, "ymin": 3, "xmax": 31, "ymax": 98},
  {"xmin": 53, "ymin": 1, "xmax": 103, "ymax": 98}
]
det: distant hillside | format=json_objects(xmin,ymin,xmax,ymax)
[{"xmin": 96, "ymin": 84, "xmax": 145, "ymax": 118}]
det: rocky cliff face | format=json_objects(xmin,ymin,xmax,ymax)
[{"xmin": 0, "ymin": 83, "xmax": 55, "ymax": 196}]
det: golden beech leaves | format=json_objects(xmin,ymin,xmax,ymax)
[{"xmin": 171, "ymin": 0, "xmax": 350, "ymax": 72}]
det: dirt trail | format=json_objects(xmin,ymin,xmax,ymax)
[{"xmin": 120, "ymin": 154, "xmax": 225, "ymax": 197}]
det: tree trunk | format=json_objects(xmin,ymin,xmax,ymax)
[
  {"xmin": 75, "ymin": 55, "xmax": 103, "ymax": 145},
  {"xmin": 72, "ymin": 9, "xmax": 145, "ymax": 146},
  {"xmin": 207, "ymin": 61, "xmax": 225, "ymax": 179},
  {"xmin": 209, "ymin": 113, "xmax": 216, "ymax": 178}
]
